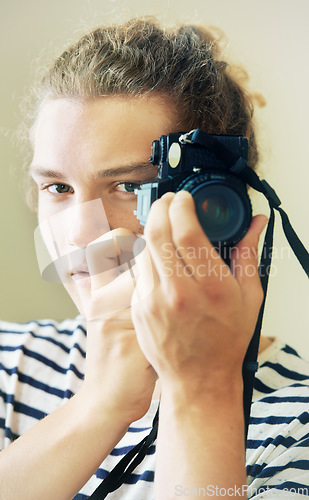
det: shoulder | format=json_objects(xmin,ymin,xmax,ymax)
[
  {"xmin": 252, "ymin": 337, "xmax": 309, "ymax": 416},
  {"xmin": 247, "ymin": 338, "xmax": 309, "ymax": 498},
  {"xmin": 0, "ymin": 317, "xmax": 87, "ymax": 392},
  {"xmin": 256, "ymin": 338, "xmax": 309, "ymax": 390},
  {"xmin": 0, "ymin": 318, "xmax": 87, "ymax": 447}
]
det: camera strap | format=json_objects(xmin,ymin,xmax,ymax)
[
  {"xmin": 188, "ymin": 129, "xmax": 309, "ymax": 438},
  {"xmin": 242, "ymin": 198, "xmax": 308, "ymax": 436},
  {"xmin": 188, "ymin": 129, "xmax": 309, "ymax": 276},
  {"xmin": 89, "ymin": 130, "xmax": 308, "ymax": 498},
  {"xmin": 88, "ymin": 407, "xmax": 159, "ymax": 499}
]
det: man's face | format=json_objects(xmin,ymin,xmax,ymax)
[{"xmin": 30, "ymin": 96, "xmax": 178, "ymax": 312}]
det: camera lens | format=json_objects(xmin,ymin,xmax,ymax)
[
  {"xmin": 195, "ymin": 184, "xmax": 245, "ymax": 244},
  {"xmin": 179, "ymin": 173, "xmax": 252, "ymax": 246},
  {"xmin": 201, "ymin": 196, "xmax": 230, "ymax": 228}
]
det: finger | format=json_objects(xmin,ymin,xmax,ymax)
[
  {"xmin": 231, "ymin": 214, "xmax": 268, "ymax": 290},
  {"xmin": 87, "ymin": 264, "xmax": 138, "ymax": 321},
  {"xmin": 86, "ymin": 228, "xmax": 138, "ymax": 292},
  {"xmin": 168, "ymin": 190, "xmax": 231, "ymax": 282},
  {"xmin": 142, "ymin": 192, "xmax": 179, "ymax": 283},
  {"xmin": 131, "ymin": 236, "xmax": 160, "ymax": 308}
]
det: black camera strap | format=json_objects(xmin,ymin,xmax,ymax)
[
  {"xmin": 242, "ymin": 198, "xmax": 309, "ymax": 436},
  {"xmin": 88, "ymin": 407, "xmax": 159, "ymax": 499},
  {"xmin": 189, "ymin": 129, "xmax": 309, "ymax": 276},
  {"xmin": 242, "ymin": 205, "xmax": 274, "ymax": 437},
  {"xmin": 88, "ymin": 131, "xmax": 308, "ymax": 498},
  {"xmin": 188, "ymin": 129, "xmax": 309, "ymax": 438}
]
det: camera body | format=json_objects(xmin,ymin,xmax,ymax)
[{"xmin": 135, "ymin": 129, "xmax": 252, "ymax": 249}]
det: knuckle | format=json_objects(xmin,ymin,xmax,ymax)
[
  {"xmin": 144, "ymin": 222, "xmax": 162, "ymax": 242},
  {"xmin": 174, "ymin": 228, "xmax": 198, "ymax": 248},
  {"xmin": 204, "ymin": 281, "xmax": 224, "ymax": 302},
  {"xmin": 135, "ymin": 289, "xmax": 157, "ymax": 317},
  {"xmin": 167, "ymin": 286, "xmax": 188, "ymax": 313}
]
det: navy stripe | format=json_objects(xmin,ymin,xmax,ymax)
[
  {"xmin": 14, "ymin": 401, "xmax": 47, "ymax": 420},
  {"xmin": 259, "ymin": 395, "xmax": 309, "ymax": 404},
  {"xmin": 0, "ymin": 419, "xmax": 19, "ymax": 442},
  {"xmin": 0, "ymin": 365, "xmax": 74, "ymax": 399},
  {"xmin": 0, "ymin": 321, "xmax": 86, "ymax": 337},
  {"xmin": 246, "ymin": 436, "xmax": 274, "ymax": 450},
  {"xmin": 128, "ymin": 426, "xmax": 152, "ymax": 433},
  {"xmin": 73, "ymin": 494, "xmax": 88, "ymax": 500},
  {"xmin": 0, "ymin": 362, "xmax": 18, "ymax": 376},
  {"xmin": 0, "ymin": 389, "xmax": 47, "ymax": 420},
  {"xmin": 254, "ymin": 482, "xmax": 309, "ymax": 495},
  {"xmin": 111, "ymin": 444, "xmax": 155, "ymax": 457},
  {"xmin": 248, "ymin": 459, "xmax": 309, "ymax": 478},
  {"xmin": 299, "ymin": 412, "xmax": 309, "ymax": 425},
  {"xmin": 261, "ymin": 361, "xmax": 309, "ymax": 381},
  {"xmin": 125, "ymin": 469, "xmax": 155, "ymax": 484},
  {"xmin": 247, "ymin": 431, "xmax": 309, "ymax": 451},
  {"xmin": 254, "ymin": 381, "xmax": 309, "ymax": 395},
  {"xmin": 0, "ymin": 358, "xmax": 83, "ymax": 384},
  {"xmin": 0, "ymin": 345, "xmax": 84, "ymax": 379},
  {"xmin": 95, "ymin": 468, "xmax": 109, "ymax": 480},
  {"xmin": 272, "ymin": 481, "xmax": 309, "ymax": 492},
  {"xmin": 250, "ymin": 412, "xmax": 309, "ymax": 426},
  {"xmin": 253, "ymin": 379, "xmax": 275, "ymax": 394},
  {"xmin": 72, "ymin": 342, "xmax": 86, "ymax": 358},
  {"xmin": 249, "ymin": 415, "xmax": 295, "ymax": 425},
  {"xmin": 19, "ymin": 372, "xmax": 74, "ymax": 399},
  {"xmin": 0, "ymin": 344, "xmax": 77, "ymax": 359},
  {"xmin": 95, "ymin": 466, "xmax": 154, "ymax": 484},
  {"xmin": 282, "ymin": 344, "xmax": 301, "ymax": 358},
  {"xmin": 290, "ymin": 382, "xmax": 309, "ymax": 388},
  {"xmin": 1, "ymin": 333, "xmax": 69, "ymax": 354},
  {"xmin": 0, "ymin": 333, "xmax": 86, "ymax": 358},
  {"xmin": 110, "ymin": 445, "xmax": 134, "ymax": 456},
  {"xmin": 0, "ymin": 389, "xmax": 15, "ymax": 405},
  {"xmin": 296, "ymin": 437, "xmax": 309, "ymax": 448}
]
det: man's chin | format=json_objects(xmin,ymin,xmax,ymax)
[{"xmin": 63, "ymin": 278, "xmax": 92, "ymax": 319}]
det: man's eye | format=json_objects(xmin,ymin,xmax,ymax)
[
  {"xmin": 45, "ymin": 184, "xmax": 73, "ymax": 194},
  {"xmin": 116, "ymin": 182, "xmax": 141, "ymax": 193}
]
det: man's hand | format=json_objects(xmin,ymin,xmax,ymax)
[
  {"xmin": 81, "ymin": 229, "xmax": 157, "ymax": 425},
  {"xmin": 131, "ymin": 190, "xmax": 268, "ymax": 499},
  {"xmin": 132, "ymin": 190, "xmax": 267, "ymax": 394}
]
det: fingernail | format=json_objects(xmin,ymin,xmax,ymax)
[
  {"xmin": 173, "ymin": 190, "xmax": 192, "ymax": 201},
  {"xmin": 161, "ymin": 192, "xmax": 175, "ymax": 200}
]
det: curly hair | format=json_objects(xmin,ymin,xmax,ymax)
[{"xmin": 28, "ymin": 17, "xmax": 264, "ymax": 208}]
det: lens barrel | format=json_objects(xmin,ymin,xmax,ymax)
[{"xmin": 177, "ymin": 172, "xmax": 252, "ymax": 247}]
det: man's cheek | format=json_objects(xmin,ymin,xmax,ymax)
[{"xmin": 34, "ymin": 215, "xmax": 72, "ymax": 284}]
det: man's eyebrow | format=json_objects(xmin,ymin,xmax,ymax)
[
  {"xmin": 91, "ymin": 163, "xmax": 156, "ymax": 179},
  {"xmin": 30, "ymin": 162, "xmax": 157, "ymax": 180},
  {"xmin": 30, "ymin": 166, "xmax": 67, "ymax": 180}
]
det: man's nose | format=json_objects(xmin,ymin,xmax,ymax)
[{"xmin": 68, "ymin": 199, "xmax": 111, "ymax": 249}]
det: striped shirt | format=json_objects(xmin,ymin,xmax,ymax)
[{"xmin": 0, "ymin": 318, "xmax": 308, "ymax": 499}]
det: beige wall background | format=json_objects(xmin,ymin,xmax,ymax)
[{"xmin": 0, "ymin": 0, "xmax": 308, "ymax": 353}]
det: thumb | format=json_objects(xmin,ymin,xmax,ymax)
[{"xmin": 86, "ymin": 228, "xmax": 137, "ymax": 292}]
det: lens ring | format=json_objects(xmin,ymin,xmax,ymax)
[{"xmin": 178, "ymin": 172, "xmax": 252, "ymax": 246}]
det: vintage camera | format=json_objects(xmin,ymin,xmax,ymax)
[{"xmin": 135, "ymin": 129, "xmax": 252, "ymax": 249}]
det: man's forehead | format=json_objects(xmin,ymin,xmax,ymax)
[{"xmin": 30, "ymin": 162, "xmax": 157, "ymax": 180}]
